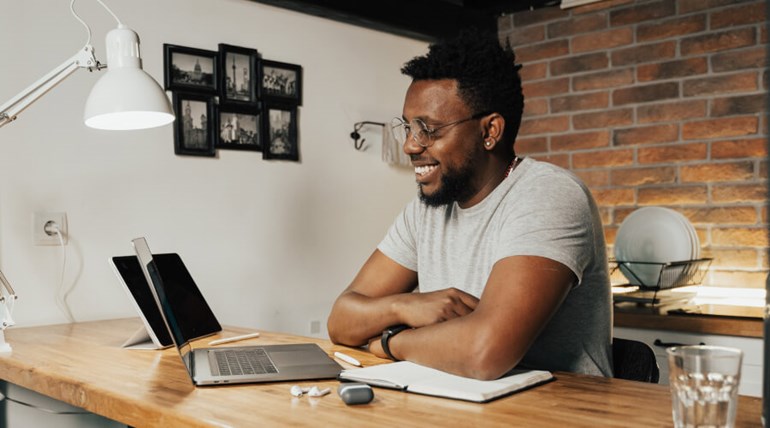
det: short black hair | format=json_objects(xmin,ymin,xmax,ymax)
[{"xmin": 401, "ymin": 28, "xmax": 524, "ymax": 148}]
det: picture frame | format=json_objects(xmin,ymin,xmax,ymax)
[
  {"xmin": 216, "ymin": 105, "xmax": 262, "ymax": 151},
  {"xmin": 163, "ymin": 44, "xmax": 218, "ymax": 94},
  {"xmin": 258, "ymin": 59, "xmax": 303, "ymax": 105},
  {"xmin": 262, "ymin": 103, "xmax": 299, "ymax": 161},
  {"xmin": 172, "ymin": 92, "xmax": 216, "ymax": 157},
  {"xmin": 218, "ymin": 44, "xmax": 258, "ymax": 107}
]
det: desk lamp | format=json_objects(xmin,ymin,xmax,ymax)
[
  {"xmin": 0, "ymin": 0, "xmax": 174, "ymax": 130},
  {"xmin": 0, "ymin": 270, "xmax": 17, "ymax": 353}
]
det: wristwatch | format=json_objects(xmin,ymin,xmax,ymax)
[{"xmin": 381, "ymin": 324, "xmax": 410, "ymax": 361}]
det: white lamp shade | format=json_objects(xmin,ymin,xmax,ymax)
[{"xmin": 83, "ymin": 25, "xmax": 174, "ymax": 130}]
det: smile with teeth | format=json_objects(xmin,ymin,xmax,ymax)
[{"xmin": 415, "ymin": 165, "xmax": 438, "ymax": 176}]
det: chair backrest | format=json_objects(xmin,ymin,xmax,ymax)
[{"xmin": 612, "ymin": 337, "xmax": 660, "ymax": 383}]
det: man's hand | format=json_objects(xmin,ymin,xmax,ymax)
[{"xmin": 396, "ymin": 288, "xmax": 479, "ymax": 328}]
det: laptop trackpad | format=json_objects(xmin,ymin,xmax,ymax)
[{"xmin": 269, "ymin": 351, "xmax": 321, "ymax": 367}]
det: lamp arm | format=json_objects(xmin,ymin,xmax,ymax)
[
  {"xmin": 0, "ymin": 45, "xmax": 101, "ymax": 128},
  {"xmin": 0, "ymin": 270, "xmax": 16, "ymax": 331},
  {"xmin": 0, "ymin": 270, "xmax": 16, "ymax": 299}
]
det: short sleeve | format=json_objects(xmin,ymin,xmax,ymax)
[
  {"xmin": 495, "ymin": 174, "xmax": 594, "ymax": 284},
  {"xmin": 377, "ymin": 198, "xmax": 420, "ymax": 272}
]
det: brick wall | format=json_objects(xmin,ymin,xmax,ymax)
[{"xmin": 498, "ymin": 0, "xmax": 768, "ymax": 289}]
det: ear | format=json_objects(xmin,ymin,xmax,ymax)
[{"xmin": 481, "ymin": 113, "xmax": 505, "ymax": 151}]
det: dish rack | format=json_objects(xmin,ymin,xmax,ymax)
[{"xmin": 610, "ymin": 258, "xmax": 713, "ymax": 291}]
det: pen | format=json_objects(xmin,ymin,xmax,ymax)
[
  {"xmin": 208, "ymin": 332, "xmax": 261, "ymax": 346},
  {"xmin": 334, "ymin": 351, "xmax": 362, "ymax": 367}
]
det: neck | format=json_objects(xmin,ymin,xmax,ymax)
[{"xmin": 457, "ymin": 156, "xmax": 521, "ymax": 209}]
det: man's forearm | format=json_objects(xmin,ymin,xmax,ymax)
[
  {"xmin": 386, "ymin": 314, "xmax": 525, "ymax": 380},
  {"xmin": 327, "ymin": 291, "xmax": 406, "ymax": 346}
]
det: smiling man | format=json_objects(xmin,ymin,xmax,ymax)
[{"xmin": 327, "ymin": 29, "xmax": 613, "ymax": 380}]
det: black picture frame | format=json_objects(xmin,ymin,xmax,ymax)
[
  {"xmin": 216, "ymin": 104, "xmax": 262, "ymax": 151},
  {"xmin": 163, "ymin": 44, "xmax": 218, "ymax": 94},
  {"xmin": 258, "ymin": 59, "xmax": 303, "ymax": 105},
  {"xmin": 173, "ymin": 92, "xmax": 216, "ymax": 157},
  {"xmin": 218, "ymin": 44, "xmax": 258, "ymax": 107},
  {"xmin": 262, "ymin": 103, "xmax": 299, "ymax": 161}
]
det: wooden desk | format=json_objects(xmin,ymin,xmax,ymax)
[{"xmin": 0, "ymin": 319, "xmax": 762, "ymax": 427}]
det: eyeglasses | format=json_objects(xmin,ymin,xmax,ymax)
[{"xmin": 390, "ymin": 112, "xmax": 489, "ymax": 148}]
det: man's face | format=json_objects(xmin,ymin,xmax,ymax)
[{"xmin": 402, "ymin": 79, "xmax": 484, "ymax": 207}]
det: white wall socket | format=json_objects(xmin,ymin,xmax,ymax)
[
  {"xmin": 310, "ymin": 320, "xmax": 321, "ymax": 335},
  {"xmin": 33, "ymin": 212, "xmax": 68, "ymax": 246}
]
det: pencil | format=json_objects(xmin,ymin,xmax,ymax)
[{"xmin": 208, "ymin": 332, "xmax": 261, "ymax": 346}]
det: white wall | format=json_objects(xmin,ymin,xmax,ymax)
[{"xmin": 0, "ymin": 0, "xmax": 425, "ymax": 337}]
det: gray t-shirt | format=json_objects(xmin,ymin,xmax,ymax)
[{"xmin": 378, "ymin": 157, "xmax": 613, "ymax": 377}]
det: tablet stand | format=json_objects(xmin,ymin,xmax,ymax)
[{"xmin": 122, "ymin": 325, "xmax": 167, "ymax": 350}]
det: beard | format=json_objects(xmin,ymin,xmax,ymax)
[{"xmin": 418, "ymin": 160, "xmax": 476, "ymax": 207}]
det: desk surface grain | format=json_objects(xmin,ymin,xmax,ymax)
[{"xmin": 0, "ymin": 318, "xmax": 762, "ymax": 427}]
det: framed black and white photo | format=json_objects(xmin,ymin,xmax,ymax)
[
  {"xmin": 216, "ymin": 105, "xmax": 261, "ymax": 151},
  {"xmin": 262, "ymin": 103, "xmax": 299, "ymax": 161},
  {"xmin": 163, "ymin": 44, "xmax": 218, "ymax": 94},
  {"xmin": 173, "ymin": 92, "xmax": 216, "ymax": 157},
  {"xmin": 218, "ymin": 44, "xmax": 258, "ymax": 107},
  {"xmin": 259, "ymin": 59, "xmax": 302, "ymax": 105}
]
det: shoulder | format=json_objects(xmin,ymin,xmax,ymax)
[{"xmin": 507, "ymin": 158, "xmax": 594, "ymax": 209}]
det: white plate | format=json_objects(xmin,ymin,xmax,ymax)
[{"xmin": 614, "ymin": 207, "xmax": 695, "ymax": 286}]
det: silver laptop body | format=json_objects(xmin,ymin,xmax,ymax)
[{"xmin": 132, "ymin": 237, "xmax": 342, "ymax": 386}]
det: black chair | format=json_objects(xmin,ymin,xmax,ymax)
[{"xmin": 612, "ymin": 337, "xmax": 660, "ymax": 383}]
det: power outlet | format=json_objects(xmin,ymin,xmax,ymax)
[
  {"xmin": 33, "ymin": 212, "xmax": 68, "ymax": 246},
  {"xmin": 310, "ymin": 320, "xmax": 321, "ymax": 335}
]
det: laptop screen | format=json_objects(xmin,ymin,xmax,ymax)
[{"xmin": 132, "ymin": 237, "xmax": 201, "ymax": 377}]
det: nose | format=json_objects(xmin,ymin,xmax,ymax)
[{"xmin": 402, "ymin": 135, "xmax": 425, "ymax": 155}]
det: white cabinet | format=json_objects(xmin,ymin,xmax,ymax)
[
  {"xmin": 1, "ymin": 383, "xmax": 123, "ymax": 428},
  {"xmin": 614, "ymin": 326, "xmax": 763, "ymax": 397}
]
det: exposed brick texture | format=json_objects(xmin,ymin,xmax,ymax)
[
  {"xmin": 573, "ymin": 108, "xmax": 633, "ymax": 129},
  {"xmin": 612, "ymin": 82, "xmax": 679, "ymax": 105},
  {"xmin": 637, "ymin": 100, "xmax": 707, "ymax": 123},
  {"xmin": 573, "ymin": 69, "xmax": 634, "ymax": 91},
  {"xmin": 636, "ymin": 15, "xmax": 706, "ymax": 42},
  {"xmin": 547, "ymin": 12, "xmax": 607, "ymax": 38},
  {"xmin": 611, "ymin": 41, "xmax": 676, "ymax": 66},
  {"xmin": 712, "ymin": 47, "xmax": 768, "ymax": 72},
  {"xmin": 637, "ymin": 57, "xmax": 708, "ymax": 82},
  {"xmin": 680, "ymin": 28, "xmax": 756, "ymax": 56},
  {"xmin": 638, "ymin": 143, "xmax": 708, "ymax": 164},
  {"xmin": 682, "ymin": 117, "xmax": 758, "ymax": 140},
  {"xmin": 571, "ymin": 28, "xmax": 633, "ymax": 53},
  {"xmin": 682, "ymin": 72, "xmax": 758, "ymax": 97},
  {"xmin": 610, "ymin": 166, "xmax": 676, "ymax": 186},
  {"xmin": 500, "ymin": 0, "xmax": 768, "ymax": 288},
  {"xmin": 711, "ymin": 138, "xmax": 767, "ymax": 159},
  {"xmin": 551, "ymin": 130, "xmax": 610, "ymax": 151},
  {"xmin": 550, "ymin": 52, "xmax": 609, "ymax": 76}
]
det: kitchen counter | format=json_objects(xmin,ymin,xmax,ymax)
[{"xmin": 614, "ymin": 303, "xmax": 762, "ymax": 338}]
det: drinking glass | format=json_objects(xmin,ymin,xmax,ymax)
[{"xmin": 667, "ymin": 345, "xmax": 743, "ymax": 428}]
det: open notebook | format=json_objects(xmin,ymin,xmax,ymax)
[{"xmin": 339, "ymin": 361, "xmax": 553, "ymax": 403}]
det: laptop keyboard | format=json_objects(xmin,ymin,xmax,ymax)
[{"xmin": 214, "ymin": 348, "xmax": 278, "ymax": 376}]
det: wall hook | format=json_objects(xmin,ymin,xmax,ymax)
[{"xmin": 350, "ymin": 121, "xmax": 385, "ymax": 150}]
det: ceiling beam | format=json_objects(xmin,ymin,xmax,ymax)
[{"xmin": 246, "ymin": 0, "xmax": 497, "ymax": 42}]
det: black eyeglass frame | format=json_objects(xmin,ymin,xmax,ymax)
[{"xmin": 390, "ymin": 111, "xmax": 491, "ymax": 148}]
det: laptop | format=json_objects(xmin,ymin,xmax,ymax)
[
  {"xmin": 131, "ymin": 237, "xmax": 342, "ymax": 385},
  {"xmin": 110, "ymin": 254, "xmax": 222, "ymax": 349}
]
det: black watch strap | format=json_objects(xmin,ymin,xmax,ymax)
[{"xmin": 381, "ymin": 324, "xmax": 410, "ymax": 361}]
